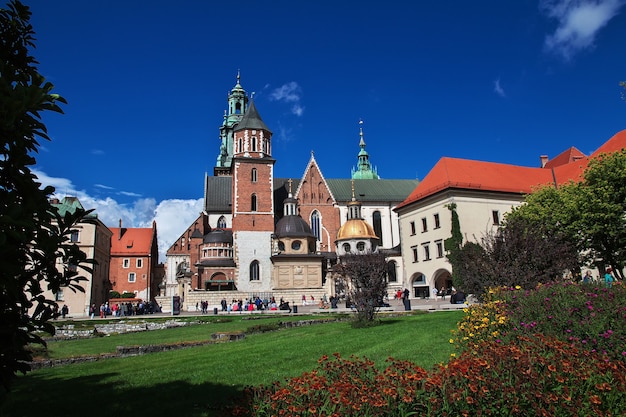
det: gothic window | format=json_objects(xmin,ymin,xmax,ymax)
[
  {"xmin": 251, "ymin": 168, "xmax": 257, "ymax": 183},
  {"xmin": 311, "ymin": 210, "xmax": 321, "ymax": 241},
  {"xmin": 217, "ymin": 216, "xmax": 227, "ymax": 228},
  {"xmin": 249, "ymin": 260, "xmax": 260, "ymax": 281},
  {"xmin": 373, "ymin": 211, "xmax": 383, "ymax": 246},
  {"xmin": 251, "ymin": 194, "xmax": 257, "ymax": 211},
  {"xmin": 251, "ymin": 137, "xmax": 257, "ymax": 152}
]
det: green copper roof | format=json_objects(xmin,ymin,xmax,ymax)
[
  {"xmin": 326, "ymin": 179, "xmax": 419, "ymax": 202},
  {"xmin": 50, "ymin": 196, "xmax": 98, "ymax": 218},
  {"xmin": 351, "ymin": 122, "xmax": 379, "ymax": 179}
]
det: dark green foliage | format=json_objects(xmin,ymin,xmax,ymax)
[
  {"xmin": 0, "ymin": 0, "xmax": 93, "ymax": 398},
  {"xmin": 444, "ymin": 203, "xmax": 464, "ymax": 290}
]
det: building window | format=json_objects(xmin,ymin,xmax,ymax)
[
  {"xmin": 55, "ymin": 289, "xmax": 64, "ymax": 301},
  {"xmin": 68, "ymin": 264, "xmax": 77, "ymax": 273},
  {"xmin": 410, "ymin": 221, "xmax": 416, "ymax": 235},
  {"xmin": 411, "ymin": 245, "xmax": 418, "ymax": 262},
  {"xmin": 251, "ymin": 168, "xmax": 257, "ymax": 183},
  {"xmin": 251, "ymin": 194, "xmax": 257, "ymax": 211},
  {"xmin": 492, "ymin": 210, "xmax": 500, "ymax": 226},
  {"xmin": 238, "ymin": 138, "xmax": 243, "ymax": 153},
  {"xmin": 136, "ymin": 258, "xmax": 143, "ymax": 268},
  {"xmin": 278, "ymin": 241, "xmax": 285, "ymax": 251},
  {"xmin": 128, "ymin": 272, "xmax": 136, "ymax": 283},
  {"xmin": 250, "ymin": 260, "xmax": 260, "ymax": 281},
  {"xmin": 421, "ymin": 217, "xmax": 428, "ymax": 232},
  {"xmin": 251, "ymin": 137, "xmax": 257, "ymax": 152},
  {"xmin": 217, "ymin": 216, "xmax": 227, "ymax": 228},
  {"xmin": 291, "ymin": 240, "xmax": 302, "ymax": 250},
  {"xmin": 357, "ymin": 241, "xmax": 365, "ymax": 251},
  {"xmin": 434, "ymin": 213, "xmax": 440, "ymax": 229},
  {"xmin": 373, "ymin": 211, "xmax": 383, "ymax": 246},
  {"xmin": 413, "ymin": 273, "xmax": 426, "ymax": 284},
  {"xmin": 343, "ymin": 243, "xmax": 351, "ymax": 253},
  {"xmin": 311, "ymin": 210, "xmax": 321, "ymax": 241},
  {"xmin": 423, "ymin": 243, "xmax": 431, "ymax": 261},
  {"xmin": 70, "ymin": 230, "xmax": 80, "ymax": 242},
  {"xmin": 435, "ymin": 240, "xmax": 444, "ymax": 258},
  {"xmin": 123, "ymin": 258, "xmax": 130, "ymax": 268},
  {"xmin": 387, "ymin": 260, "xmax": 397, "ymax": 282}
]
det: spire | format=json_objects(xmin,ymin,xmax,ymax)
[
  {"xmin": 234, "ymin": 100, "xmax": 271, "ymax": 133},
  {"xmin": 351, "ymin": 119, "xmax": 379, "ymax": 179},
  {"xmin": 347, "ymin": 179, "xmax": 362, "ymax": 220}
]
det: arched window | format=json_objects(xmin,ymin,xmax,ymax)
[
  {"xmin": 249, "ymin": 260, "xmax": 260, "ymax": 281},
  {"xmin": 251, "ymin": 194, "xmax": 257, "ymax": 211},
  {"xmin": 387, "ymin": 260, "xmax": 397, "ymax": 282},
  {"xmin": 251, "ymin": 168, "xmax": 257, "ymax": 183},
  {"xmin": 310, "ymin": 210, "xmax": 321, "ymax": 241},
  {"xmin": 217, "ymin": 216, "xmax": 227, "ymax": 228},
  {"xmin": 342, "ymin": 243, "xmax": 351, "ymax": 253},
  {"xmin": 238, "ymin": 138, "xmax": 243, "ymax": 153},
  {"xmin": 373, "ymin": 211, "xmax": 383, "ymax": 247},
  {"xmin": 251, "ymin": 137, "xmax": 257, "ymax": 152}
]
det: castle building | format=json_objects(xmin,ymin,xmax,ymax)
[
  {"xmin": 41, "ymin": 197, "xmax": 113, "ymax": 317},
  {"xmin": 394, "ymin": 129, "xmax": 626, "ymax": 299},
  {"xmin": 163, "ymin": 75, "xmax": 418, "ymax": 311}
]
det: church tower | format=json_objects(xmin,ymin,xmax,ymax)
[
  {"xmin": 231, "ymin": 99, "xmax": 275, "ymax": 292},
  {"xmin": 351, "ymin": 120, "xmax": 379, "ymax": 180},
  {"xmin": 215, "ymin": 71, "xmax": 248, "ymax": 176}
]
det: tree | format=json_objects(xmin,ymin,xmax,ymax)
[
  {"xmin": 333, "ymin": 252, "xmax": 389, "ymax": 327},
  {"xmin": 508, "ymin": 150, "xmax": 626, "ymax": 278},
  {"xmin": 577, "ymin": 150, "xmax": 626, "ymax": 278},
  {"xmin": 443, "ymin": 203, "xmax": 464, "ymax": 289},
  {"xmin": 1, "ymin": 0, "xmax": 92, "ymax": 398},
  {"xmin": 452, "ymin": 216, "xmax": 578, "ymax": 298}
]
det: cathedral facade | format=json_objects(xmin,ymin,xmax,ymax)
[{"xmin": 162, "ymin": 75, "xmax": 418, "ymax": 311}]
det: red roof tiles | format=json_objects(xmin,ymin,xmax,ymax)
[{"xmin": 396, "ymin": 129, "xmax": 626, "ymax": 211}]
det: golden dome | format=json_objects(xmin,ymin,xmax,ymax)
[{"xmin": 336, "ymin": 219, "xmax": 378, "ymax": 240}]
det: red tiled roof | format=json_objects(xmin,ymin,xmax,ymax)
[
  {"xmin": 543, "ymin": 147, "xmax": 586, "ymax": 169},
  {"xmin": 396, "ymin": 129, "xmax": 626, "ymax": 211},
  {"xmin": 110, "ymin": 227, "xmax": 155, "ymax": 256}
]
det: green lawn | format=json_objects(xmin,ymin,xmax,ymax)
[{"xmin": 1, "ymin": 311, "xmax": 463, "ymax": 417}]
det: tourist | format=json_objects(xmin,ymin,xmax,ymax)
[{"xmin": 605, "ymin": 267, "xmax": 614, "ymax": 288}]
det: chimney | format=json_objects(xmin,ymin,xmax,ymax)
[
  {"xmin": 540, "ymin": 155, "xmax": 549, "ymax": 168},
  {"xmin": 118, "ymin": 219, "xmax": 125, "ymax": 240}
]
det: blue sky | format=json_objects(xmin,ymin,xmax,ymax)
[{"xmin": 24, "ymin": 0, "xmax": 626, "ymax": 261}]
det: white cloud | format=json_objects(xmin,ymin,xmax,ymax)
[
  {"xmin": 494, "ymin": 78, "xmax": 506, "ymax": 97},
  {"xmin": 270, "ymin": 82, "xmax": 305, "ymax": 116},
  {"xmin": 540, "ymin": 0, "xmax": 625, "ymax": 60},
  {"xmin": 33, "ymin": 169, "xmax": 203, "ymax": 263}
]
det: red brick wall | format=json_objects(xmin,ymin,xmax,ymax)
[{"xmin": 232, "ymin": 159, "xmax": 275, "ymax": 231}]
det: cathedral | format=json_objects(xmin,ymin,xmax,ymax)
[{"xmin": 162, "ymin": 75, "xmax": 418, "ymax": 311}]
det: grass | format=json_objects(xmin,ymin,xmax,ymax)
[{"xmin": 1, "ymin": 311, "xmax": 463, "ymax": 417}]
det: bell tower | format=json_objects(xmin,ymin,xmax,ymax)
[
  {"xmin": 215, "ymin": 71, "xmax": 248, "ymax": 176},
  {"xmin": 231, "ymin": 100, "xmax": 275, "ymax": 292}
]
